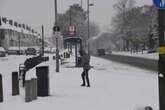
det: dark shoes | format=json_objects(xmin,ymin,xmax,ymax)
[
  {"xmin": 81, "ymin": 84, "xmax": 90, "ymax": 87},
  {"xmin": 81, "ymin": 84, "xmax": 86, "ymax": 86}
]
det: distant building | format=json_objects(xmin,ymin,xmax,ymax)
[{"xmin": 0, "ymin": 16, "xmax": 41, "ymax": 50}]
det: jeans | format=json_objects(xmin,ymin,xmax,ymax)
[{"xmin": 81, "ymin": 69, "xmax": 90, "ymax": 86}]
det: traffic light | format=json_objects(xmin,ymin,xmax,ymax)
[{"xmin": 53, "ymin": 26, "xmax": 60, "ymax": 32}]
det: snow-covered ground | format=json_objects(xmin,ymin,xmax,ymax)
[
  {"xmin": 112, "ymin": 51, "xmax": 158, "ymax": 60},
  {"xmin": 0, "ymin": 54, "xmax": 159, "ymax": 110}
]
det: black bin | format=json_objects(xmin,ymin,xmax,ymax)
[{"xmin": 36, "ymin": 66, "xmax": 49, "ymax": 96}]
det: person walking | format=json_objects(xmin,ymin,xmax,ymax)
[{"xmin": 79, "ymin": 49, "xmax": 91, "ymax": 87}]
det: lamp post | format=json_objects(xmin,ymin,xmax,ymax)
[{"xmin": 87, "ymin": 0, "xmax": 94, "ymax": 55}]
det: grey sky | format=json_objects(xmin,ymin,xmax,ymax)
[{"xmin": 0, "ymin": 0, "xmax": 153, "ymax": 37}]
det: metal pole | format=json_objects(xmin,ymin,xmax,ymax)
[
  {"xmin": 75, "ymin": 43, "xmax": 78, "ymax": 66},
  {"xmin": 69, "ymin": 7, "xmax": 72, "ymax": 26},
  {"xmin": 69, "ymin": 7, "xmax": 73, "ymax": 54},
  {"xmin": 158, "ymin": 9, "xmax": 165, "ymax": 110},
  {"xmin": 87, "ymin": 0, "xmax": 90, "ymax": 55},
  {"xmin": 41, "ymin": 25, "xmax": 44, "ymax": 56},
  {"xmin": 122, "ymin": 4, "xmax": 126, "ymax": 51},
  {"xmin": 18, "ymin": 33, "xmax": 20, "ymax": 55},
  {"xmin": 55, "ymin": 0, "xmax": 57, "ymax": 26},
  {"xmin": 81, "ymin": 0, "xmax": 83, "ymax": 8},
  {"xmin": 54, "ymin": 0, "xmax": 59, "ymax": 72}
]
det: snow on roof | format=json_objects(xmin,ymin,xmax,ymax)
[
  {"xmin": 8, "ymin": 46, "xmax": 28, "ymax": 50},
  {"xmin": 0, "ymin": 18, "xmax": 39, "ymax": 36}
]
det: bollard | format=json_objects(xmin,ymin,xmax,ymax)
[
  {"xmin": 0, "ymin": 74, "xmax": 3, "ymax": 102},
  {"xmin": 36, "ymin": 66, "xmax": 49, "ymax": 96},
  {"xmin": 22, "ymin": 70, "xmax": 26, "ymax": 87},
  {"xmin": 25, "ymin": 80, "xmax": 32, "ymax": 102},
  {"xmin": 31, "ymin": 78, "xmax": 37, "ymax": 100},
  {"xmin": 53, "ymin": 56, "xmax": 56, "ymax": 60},
  {"xmin": 64, "ymin": 52, "xmax": 66, "ymax": 58},
  {"xmin": 12, "ymin": 72, "xmax": 19, "ymax": 95}
]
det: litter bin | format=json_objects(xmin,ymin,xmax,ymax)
[
  {"xmin": 36, "ymin": 66, "xmax": 49, "ymax": 96},
  {"xmin": 12, "ymin": 72, "xmax": 19, "ymax": 95},
  {"xmin": 0, "ymin": 74, "xmax": 3, "ymax": 102}
]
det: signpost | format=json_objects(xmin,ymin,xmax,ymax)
[
  {"xmin": 53, "ymin": 25, "xmax": 60, "ymax": 72},
  {"xmin": 153, "ymin": 0, "xmax": 165, "ymax": 110}
]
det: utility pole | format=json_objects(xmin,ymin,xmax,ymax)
[
  {"xmin": 87, "ymin": 0, "xmax": 90, "ymax": 55},
  {"xmin": 54, "ymin": 0, "xmax": 60, "ymax": 72},
  {"xmin": 158, "ymin": 9, "xmax": 165, "ymax": 110},
  {"xmin": 81, "ymin": 0, "xmax": 83, "ymax": 8},
  {"xmin": 41, "ymin": 25, "xmax": 44, "ymax": 56}
]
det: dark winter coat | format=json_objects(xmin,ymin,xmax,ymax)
[{"xmin": 80, "ymin": 50, "xmax": 90, "ymax": 70}]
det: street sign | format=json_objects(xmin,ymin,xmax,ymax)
[
  {"xmin": 64, "ymin": 37, "xmax": 82, "ymax": 43},
  {"xmin": 153, "ymin": 0, "xmax": 165, "ymax": 9},
  {"xmin": 53, "ymin": 26, "xmax": 60, "ymax": 32}
]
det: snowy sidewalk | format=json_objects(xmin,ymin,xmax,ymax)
[{"xmin": 0, "ymin": 55, "xmax": 159, "ymax": 110}]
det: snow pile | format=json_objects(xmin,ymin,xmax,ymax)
[{"xmin": 112, "ymin": 51, "xmax": 158, "ymax": 60}]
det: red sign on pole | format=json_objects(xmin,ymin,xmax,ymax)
[{"xmin": 69, "ymin": 26, "xmax": 76, "ymax": 36}]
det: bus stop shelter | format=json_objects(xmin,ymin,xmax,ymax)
[{"xmin": 64, "ymin": 37, "xmax": 82, "ymax": 67}]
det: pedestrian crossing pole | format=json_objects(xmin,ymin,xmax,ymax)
[
  {"xmin": 153, "ymin": 1, "xmax": 165, "ymax": 110},
  {"xmin": 158, "ymin": 9, "xmax": 165, "ymax": 110}
]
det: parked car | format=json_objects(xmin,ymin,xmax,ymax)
[
  {"xmin": 0, "ymin": 47, "xmax": 6, "ymax": 57},
  {"xmin": 7, "ymin": 47, "xmax": 20, "ymax": 55},
  {"xmin": 147, "ymin": 48, "xmax": 157, "ymax": 54},
  {"xmin": 44, "ymin": 47, "xmax": 52, "ymax": 54},
  {"xmin": 25, "ymin": 48, "xmax": 37, "ymax": 55},
  {"xmin": 51, "ymin": 48, "xmax": 56, "ymax": 54},
  {"xmin": 97, "ymin": 49, "xmax": 106, "ymax": 56}
]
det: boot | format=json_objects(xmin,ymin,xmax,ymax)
[{"xmin": 81, "ymin": 83, "xmax": 86, "ymax": 86}]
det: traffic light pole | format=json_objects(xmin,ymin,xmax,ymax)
[
  {"xmin": 54, "ymin": 0, "xmax": 59, "ymax": 72},
  {"xmin": 158, "ymin": 9, "xmax": 165, "ymax": 110}
]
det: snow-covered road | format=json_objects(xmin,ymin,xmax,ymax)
[{"xmin": 0, "ymin": 55, "xmax": 159, "ymax": 110}]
